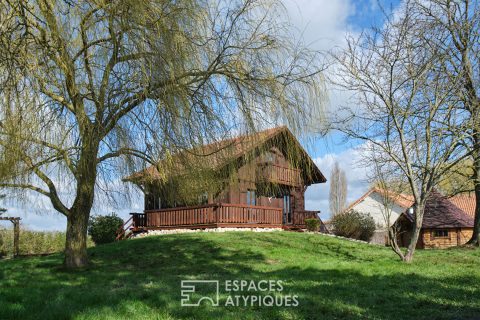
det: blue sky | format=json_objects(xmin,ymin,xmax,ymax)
[
  {"xmin": 1, "ymin": 0, "xmax": 402, "ymax": 231},
  {"xmin": 285, "ymin": 0, "xmax": 401, "ymax": 219}
]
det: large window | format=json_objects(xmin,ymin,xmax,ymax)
[
  {"xmin": 198, "ymin": 192, "xmax": 208, "ymax": 205},
  {"xmin": 247, "ymin": 190, "xmax": 256, "ymax": 206},
  {"xmin": 283, "ymin": 195, "xmax": 291, "ymax": 223},
  {"xmin": 264, "ymin": 151, "xmax": 275, "ymax": 163},
  {"xmin": 145, "ymin": 191, "xmax": 161, "ymax": 210},
  {"xmin": 433, "ymin": 229, "xmax": 449, "ymax": 238}
]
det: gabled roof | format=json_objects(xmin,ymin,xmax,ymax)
[
  {"xmin": 449, "ymin": 193, "xmax": 476, "ymax": 218},
  {"xmin": 403, "ymin": 191, "xmax": 474, "ymax": 229},
  {"xmin": 344, "ymin": 187, "xmax": 414, "ymax": 213},
  {"xmin": 125, "ymin": 126, "xmax": 326, "ymax": 185}
]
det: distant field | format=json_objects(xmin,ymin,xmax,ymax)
[
  {"xmin": 0, "ymin": 229, "xmax": 94, "ymax": 257},
  {"xmin": 0, "ymin": 231, "xmax": 479, "ymax": 319}
]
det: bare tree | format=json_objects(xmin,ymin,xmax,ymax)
[
  {"xmin": 413, "ymin": 0, "xmax": 480, "ymax": 246},
  {"xmin": 370, "ymin": 153, "xmax": 410, "ymax": 252},
  {"xmin": 331, "ymin": 0, "xmax": 468, "ymax": 262},
  {"xmin": 0, "ymin": 0, "xmax": 325, "ymax": 268},
  {"xmin": 329, "ymin": 161, "xmax": 347, "ymax": 217}
]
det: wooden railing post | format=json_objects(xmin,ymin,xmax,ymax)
[
  {"xmin": 13, "ymin": 220, "xmax": 19, "ymax": 257},
  {"xmin": 0, "ymin": 217, "xmax": 21, "ymax": 257},
  {"xmin": 215, "ymin": 204, "xmax": 220, "ymax": 224}
]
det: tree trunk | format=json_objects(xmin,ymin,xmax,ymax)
[
  {"xmin": 64, "ymin": 133, "xmax": 99, "ymax": 269},
  {"xmin": 388, "ymin": 227, "xmax": 405, "ymax": 260},
  {"xmin": 467, "ymin": 126, "xmax": 480, "ymax": 246},
  {"xmin": 64, "ymin": 208, "xmax": 90, "ymax": 268},
  {"xmin": 469, "ymin": 186, "xmax": 480, "ymax": 246},
  {"xmin": 467, "ymin": 156, "xmax": 480, "ymax": 246},
  {"xmin": 13, "ymin": 220, "xmax": 19, "ymax": 257},
  {"xmin": 403, "ymin": 249, "xmax": 415, "ymax": 263},
  {"xmin": 403, "ymin": 205, "xmax": 424, "ymax": 263}
]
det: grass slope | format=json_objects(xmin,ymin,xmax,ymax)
[{"xmin": 0, "ymin": 232, "xmax": 479, "ymax": 319}]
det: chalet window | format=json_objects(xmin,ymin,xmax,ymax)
[
  {"xmin": 433, "ymin": 229, "xmax": 449, "ymax": 238},
  {"xmin": 145, "ymin": 192, "xmax": 161, "ymax": 210},
  {"xmin": 247, "ymin": 190, "xmax": 256, "ymax": 206},
  {"xmin": 265, "ymin": 152, "xmax": 275, "ymax": 163}
]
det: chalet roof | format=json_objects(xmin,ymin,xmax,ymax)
[
  {"xmin": 403, "ymin": 191, "xmax": 474, "ymax": 229},
  {"xmin": 344, "ymin": 187, "xmax": 414, "ymax": 213},
  {"xmin": 449, "ymin": 193, "xmax": 476, "ymax": 218},
  {"xmin": 125, "ymin": 126, "xmax": 326, "ymax": 185}
]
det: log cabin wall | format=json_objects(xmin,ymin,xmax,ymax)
[
  {"xmin": 458, "ymin": 228, "xmax": 474, "ymax": 244},
  {"xmin": 132, "ymin": 127, "xmax": 327, "ymax": 231},
  {"xmin": 421, "ymin": 228, "xmax": 473, "ymax": 249},
  {"xmin": 290, "ymin": 187, "xmax": 306, "ymax": 211},
  {"xmin": 145, "ymin": 146, "xmax": 307, "ymax": 213},
  {"xmin": 213, "ymin": 147, "xmax": 304, "ymax": 210}
]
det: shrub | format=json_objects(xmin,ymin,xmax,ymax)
[
  {"xmin": 88, "ymin": 213, "xmax": 124, "ymax": 245},
  {"xmin": 305, "ymin": 218, "xmax": 320, "ymax": 232},
  {"xmin": 331, "ymin": 210, "xmax": 376, "ymax": 241}
]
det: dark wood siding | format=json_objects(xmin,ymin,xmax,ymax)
[
  {"xmin": 214, "ymin": 147, "xmax": 306, "ymax": 214},
  {"xmin": 142, "ymin": 146, "xmax": 318, "ymax": 228}
]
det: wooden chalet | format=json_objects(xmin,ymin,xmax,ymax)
[
  {"xmin": 121, "ymin": 127, "xmax": 327, "ymax": 235},
  {"xmin": 395, "ymin": 191, "xmax": 474, "ymax": 249}
]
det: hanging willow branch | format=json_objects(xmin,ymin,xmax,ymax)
[{"xmin": 0, "ymin": 0, "xmax": 326, "ymax": 268}]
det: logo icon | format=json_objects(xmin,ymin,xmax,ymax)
[{"xmin": 181, "ymin": 280, "xmax": 220, "ymax": 307}]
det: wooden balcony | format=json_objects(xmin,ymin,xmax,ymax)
[
  {"xmin": 132, "ymin": 203, "xmax": 283, "ymax": 230},
  {"xmin": 256, "ymin": 163, "xmax": 302, "ymax": 187}
]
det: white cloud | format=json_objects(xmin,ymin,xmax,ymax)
[
  {"xmin": 281, "ymin": 0, "xmax": 364, "ymax": 131},
  {"xmin": 287, "ymin": 0, "xmax": 382, "ymax": 221},
  {"xmin": 283, "ymin": 0, "xmax": 354, "ymax": 51},
  {"xmin": 305, "ymin": 144, "xmax": 372, "ymax": 220}
]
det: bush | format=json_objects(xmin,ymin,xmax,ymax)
[
  {"xmin": 305, "ymin": 218, "xmax": 320, "ymax": 232},
  {"xmin": 331, "ymin": 210, "xmax": 376, "ymax": 242},
  {"xmin": 88, "ymin": 213, "xmax": 124, "ymax": 245}
]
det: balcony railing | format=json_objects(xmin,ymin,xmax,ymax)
[
  {"xmin": 256, "ymin": 163, "xmax": 302, "ymax": 187},
  {"xmin": 133, "ymin": 203, "xmax": 283, "ymax": 229}
]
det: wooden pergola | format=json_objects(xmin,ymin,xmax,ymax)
[{"xmin": 0, "ymin": 217, "xmax": 21, "ymax": 257}]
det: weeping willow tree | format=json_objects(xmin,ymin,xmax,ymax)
[{"xmin": 0, "ymin": 0, "xmax": 325, "ymax": 268}]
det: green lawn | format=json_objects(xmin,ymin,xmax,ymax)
[{"xmin": 0, "ymin": 231, "xmax": 479, "ymax": 319}]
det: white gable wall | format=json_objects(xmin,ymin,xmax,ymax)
[{"xmin": 349, "ymin": 192, "xmax": 406, "ymax": 229}]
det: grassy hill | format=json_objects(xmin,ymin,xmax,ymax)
[{"xmin": 0, "ymin": 231, "xmax": 479, "ymax": 319}]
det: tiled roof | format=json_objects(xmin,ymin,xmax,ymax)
[
  {"xmin": 125, "ymin": 126, "xmax": 326, "ymax": 185},
  {"xmin": 404, "ymin": 191, "xmax": 474, "ymax": 228},
  {"xmin": 449, "ymin": 193, "xmax": 476, "ymax": 218},
  {"xmin": 344, "ymin": 187, "xmax": 414, "ymax": 213}
]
